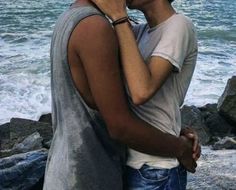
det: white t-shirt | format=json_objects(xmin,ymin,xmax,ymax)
[{"xmin": 126, "ymin": 13, "xmax": 198, "ymax": 169}]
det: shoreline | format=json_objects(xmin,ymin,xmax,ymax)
[{"xmin": 0, "ymin": 76, "xmax": 235, "ymax": 189}]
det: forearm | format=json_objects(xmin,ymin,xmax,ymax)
[
  {"xmin": 111, "ymin": 112, "xmax": 183, "ymax": 158},
  {"xmin": 114, "ymin": 22, "xmax": 155, "ymax": 102}
]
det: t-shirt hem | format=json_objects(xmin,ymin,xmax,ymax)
[{"xmin": 151, "ymin": 52, "xmax": 182, "ymax": 72}]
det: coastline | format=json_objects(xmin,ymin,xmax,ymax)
[{"xmin": 0, "ymin": 76, "xmax": 235, "ymax": 189}]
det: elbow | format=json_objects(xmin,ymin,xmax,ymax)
[{"xmin": 131, "ymin": 91, "xmax": 151, "ymax": 106}]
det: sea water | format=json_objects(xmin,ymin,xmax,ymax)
[
  {"xmin": 0, "ymin": 0, "xmax": 236, "ymax": 189},
  {"xmin": 0, "ymin": 0, "xmax": 235, "ymax": 124}
]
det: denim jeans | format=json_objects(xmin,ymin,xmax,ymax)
[{"xmin": 125, "ymin": 164, "xmax": 187, "ymax": 190}]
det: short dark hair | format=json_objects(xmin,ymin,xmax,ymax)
[{"xmin": 168, "ymin": 0, "xmax": 175, "ymax": 3}]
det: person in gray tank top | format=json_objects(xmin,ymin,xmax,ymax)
[
  {"xmin": 43, "ymin": 0, "xmax": 200, "ymax": 189},
  {"xmin": 87, "ymin": 0, "xmax": 202, "ymax": 189}
]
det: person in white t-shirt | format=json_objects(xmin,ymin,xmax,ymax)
[{"xmin": 91, "ymin": 0, "xmax": 201, "ymax": 189}]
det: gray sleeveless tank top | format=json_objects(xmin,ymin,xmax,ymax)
[{"xmin": 43, "ymin": 5, "xmax": 126, "ymax": 190}]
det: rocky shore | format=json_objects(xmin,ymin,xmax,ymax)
[{"xmin": 0, "ymin": 76, "xmax": 236, "ymax": 190}]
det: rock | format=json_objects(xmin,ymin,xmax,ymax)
[
  {"xmin": 205, "ymin": 113, "xmax": 233, "ymax": 137},
  {"xmin": 0, "ymin": 149, "xmax": 48, "ymax": 190},
  {"xmin": 12, "ymin": 132, "xmax": 43, "ymax": 154},
  {"xmin": 9, "ymin": 118, "xmax": 53, "ymax": 148},
  {"xmin": 199, "ymin": 103, "xmax": 235, "ymax": 137},
  {"xmin": 199, "ymin": 103, "xmax": 218, "ymax": 120},
  {"xmin": 217, "ymin": 76, "xmax": 236, "ymax": 125},
  {"xmin": 0, "ymin": 122, "xmax": 10, "ymax": 150},
  {"xmin": 212, "ymin": 136, "xmax": 236, "ymax": 150},
  {"xmin": 42, "ymin": 140, "xmax": 52, "ymax": 149},
  {"xmin": 181, "ymin": 105, "xmax": 211, "ymax": 145},
  {"xmin": 0, "ymin": 132, "xmax": 43, "ymax": 158},
  {"xmin": 0, "ymin": 122, "xmax": 10, "ymax": 140},
  {"xmin": 29, "ymin": 177, "xmax": 44, "ymax": 190},
  {"xmin": 39, "ymin": 113, "xmax": 52, "ymax": 125}
]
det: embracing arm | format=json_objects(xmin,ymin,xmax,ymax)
[
  {"xmin": 73, "ymin": 15, "xmax": 196, "ymax": 172},
  {"xmin": 90, "ymin": 1, "xmax": 173, "ymax": 105}
]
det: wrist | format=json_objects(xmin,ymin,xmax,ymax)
[
  {"xmin": 111, "ymin": 13, "xmax": 128, "ymax": 22},
  {"xmin": 176, "ymin": 136, "xmax": 185, "ymax": 159},
  {"xmin": 112, "ymin": 16, "xmax": 130, "ymax": 27}
]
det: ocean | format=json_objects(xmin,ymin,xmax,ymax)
[
  {"xmin": 0, "ymin": 0, "xmax": 236, "ymax": 189},
  {"xmin": 0, "ymin": 0, "xmax": 235, "ymax": 124}
]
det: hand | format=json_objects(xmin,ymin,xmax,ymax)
[
  {"xmin": 180, "ymin": 127, "xmax": 201, "ymax": 161},
  {"xmin": 90, "ymin": 0, "xmax": 128, "ymax": 21},
  {"xmin": 177, "ymin": 136, "xmax": 197, "ymax": 173}
]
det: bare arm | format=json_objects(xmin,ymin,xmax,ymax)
[
  {"xmin": 72, "ymin": 15, "xmax": 196, "ymax": 173},
  {"xmin": 112, "ymin": 22, "xmax": 173, "ymax": 105},
  {"xmin": 90, "ymin": 0, "xmax": 174, "ymax": 106}
]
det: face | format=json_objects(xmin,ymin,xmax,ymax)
[{"xmin": 126, "ymin": 0, "xmax": 154, "ymax": 10}]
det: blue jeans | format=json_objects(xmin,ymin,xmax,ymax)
[{"xmin": 125, "ymin": 164, "xmax": 187, "ymax": 190}]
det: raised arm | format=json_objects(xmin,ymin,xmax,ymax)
[
  {"xmin": 111, "ymin": 23, "xmax": 173, "ymax": 105},
  {"xmin": 90, "ymin": 0, "xmax": 174, "ymax": 105},
  {"xmin": 72, "ymin": 15, "xmax": 196, "ymax": 172}
]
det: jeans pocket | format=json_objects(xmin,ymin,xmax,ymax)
[{"xmin": 137, "ymin": 164, "xmax": 170, "ymax": 183}]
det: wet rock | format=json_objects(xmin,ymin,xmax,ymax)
[
  {"xmin": 12, "ymin": 132, "xmax": 43, "ymax": 154},
  {"xmin": 217, "ymin": 76, "xmax": 236, "ymax": 125},
  {"xmin": 212, "ymin": 136, "xmax": 236, "ymax": 150},
  {"xmin": 0, "ymin": 122, "xmax": 10, "ymax": 150},
  {"xmin": 205, "ymin": 113, "xmax": 233, "ymax": 137},
  {"xmin": 198, "ymin": 103, "xmax": 236, "ymax": 138},
  {"xmin": 0, "ymin": 149, "xmax": 48, "ymax": 190},
  {"xmin": 39, "ymin": 113, "xmax": 52, "ymax": 125},
  {"xmin": 9, "ymin": 118, "xmax": 53, "ymax": 148},
  {"xmin": 181, "ymin": 105, "xmax": 211, "ymax": 145},
  {"xmin": 199, "ymin": 103, "xmax": 218, "ymax": 120},
  {"xmin": 42, "ymin": 140, "xmax": 52, "ymax": 149},
  {"xmin": 0, "ymin": 132, "xmax": 43, "ymax": 158}
]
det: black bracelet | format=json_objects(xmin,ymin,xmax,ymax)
[{"xmin": 112, "ymin": 16, "xmax": 130, "ymax": 26}]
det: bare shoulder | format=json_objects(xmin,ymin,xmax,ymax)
[{"xmin": 71, "ymin": 15, "xmax": 116, "ymax": 51}]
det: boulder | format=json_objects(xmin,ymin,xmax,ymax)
[
  {"xmin": 0, "ymin": 122, "xmax": 10, "ymax": 150},
  {"xmin": 181, "ymin": 105, "xmax": 211, "ymax": 145},
  {"xmin": 42, "ymin": 140, "xmax": 52, "ymax": 149},
  {"xmin": 199, "ymin": 103, "xmax": 218, "ymax": 120},
  {"xmin": 39, "ymin": 113, "xmax": 52, "ymax": 125},
  {"xmin": 0, "ymin": 149, "xmax": 48, "ymax": 190},
  {"xmin": 212, "ymin": 136, "xmax": 236, "ymax": 150},
  {"xmin": 0, "ymin": 132, "xmax": 43, "ymax": 158},
  {"xmin": 199, "ymin": 103, "xmax": 234, "ymax": 137},
  {"xmin": 205, "ymin": 113, "xmax": 233, "ymax": 137},
  {"xmin": 11, "ymin": 132, "xmax": 43, "ymax": 155},
  {"xmin": 9, "ymin": 118, "xmax": 53, "ymax": 149},
  {"xmin": 217, "ymin": 76, "xmax": 236, "ymax": 125}
]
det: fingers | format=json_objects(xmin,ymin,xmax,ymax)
[
  {"xmin": 192, "ymin": 133, "xmax": 198, "ymax": 152},
  {"xmin": 192, "ymin": 143, "xmax": 201, "ymax": 161},
  {"xmin": 185, "ymin": 164, "xmax": 197, "ymax": 173},
  {"xmin": 185, "ymin": 161, "xmax": 197, "ymax": 173},
  {"xmin": 181, "ymin": 128, "xmax": 199, "ymax": 153},
  {"xmin": 194, "ymin": 145, "xmax": 201, "ymax": 161}
]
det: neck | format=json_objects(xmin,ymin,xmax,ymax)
[{"xmin": 141, "ymin": 0, "xmax": 176, "ymax": 28}]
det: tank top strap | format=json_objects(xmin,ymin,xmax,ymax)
[{"xmin": 57, "ymin": 5, "xmax": 103, "ymax": 116}]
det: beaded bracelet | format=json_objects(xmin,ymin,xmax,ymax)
[{"xmin": 112, "ymin": 16, "xmax": 130, "ymax": 26}]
